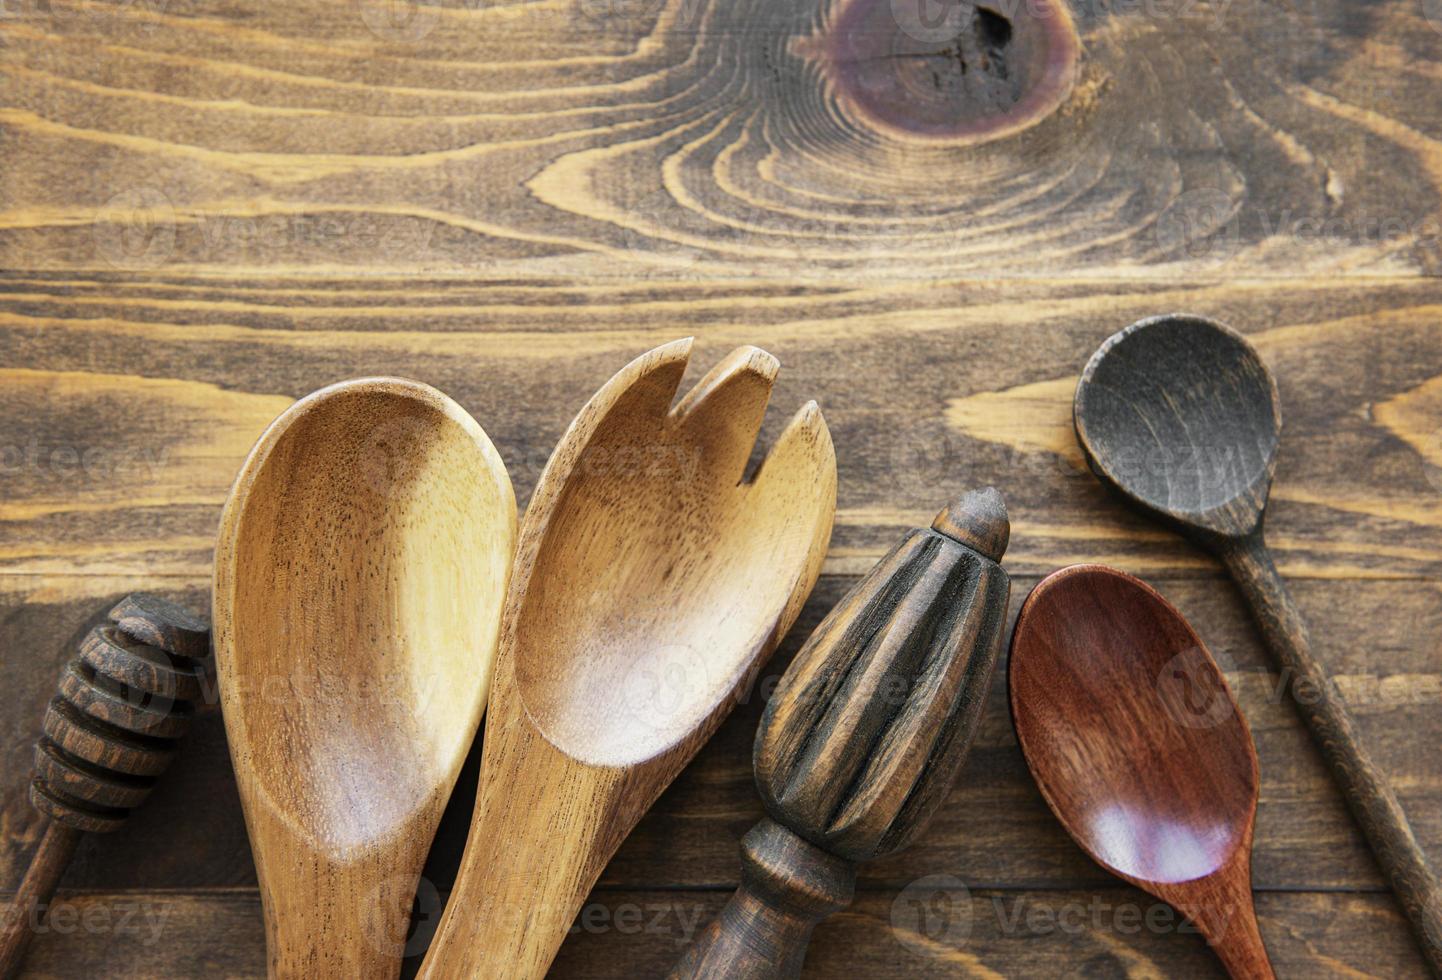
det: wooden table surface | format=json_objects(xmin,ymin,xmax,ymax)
[{"xmin": 3, "ymin": 0, "xmax": 1441, "ymax": 975}]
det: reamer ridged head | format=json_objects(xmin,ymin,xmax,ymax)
[{"xmin": 754, "ymin": 487, "xmax": 1011, "ymax": 862}]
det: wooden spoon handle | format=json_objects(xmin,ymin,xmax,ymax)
[
  {"xmin": 1223, "ymin": 533, "xmax": 1442, "ymax": 974},
  {"xmin": 0, "ymin": 821, "xmax": 82, "ymax": 979},
  {"xmin": 419, "ymin": 696, "xmax": 625, "ymax": 980},
  {"xmin": 1208, "ymin": 907, "xmax": 1275, "ymax": 980},
  {"xmin": 1168, "ymin": 861, "xmax": 1275, "ymax": 980},
  {"xmin": 668, "ymin": 819, "xmax": 855, "ymax": 980}
]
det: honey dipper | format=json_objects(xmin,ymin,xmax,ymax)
[{"xmin": 0, "ymin": 594, "xmax": 209, "ymax": 979}]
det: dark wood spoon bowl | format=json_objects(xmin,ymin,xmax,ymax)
[
  {"xmin": 1074, "ymin": 313, "xmax": 1279, "ymax": 544},
  {"xmin": 1010, "ymin": 564, "xmax": 1272, "ymax": 979},
  {"xmin": 1074, "ymin": 314, "xmax": 1442, "ymax": 975}
]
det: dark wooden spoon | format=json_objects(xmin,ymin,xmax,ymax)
[
  {"xmin": 1010, "ymin": 564, "xmax": 1273, "ymax": 979},
  {"xmin": 1074, "ymin": 313, "xmax": 1442, "ymax": 975}
]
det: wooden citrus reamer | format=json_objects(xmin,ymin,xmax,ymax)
[
  {"xmin": 0, "ymin": 594, "xmax": 210, "ymax": 979},
  {"xmin": 669, "ymin": 489, "xmax": 1012, "ymax": 979}
]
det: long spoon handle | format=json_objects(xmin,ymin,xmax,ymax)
[
  {"xmin": 1205, "ymin": 892, "xmax": 1275, "ymax": 980},
  {"xmin": 1222, "ymin": 533, "xmax": 1442, "ymax": 975},
  {"xmin": 419, "ymin": 691, "xmax": 623, "ymax": 980}
]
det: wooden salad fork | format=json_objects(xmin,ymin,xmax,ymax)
[{"xmin": 419, "ymin": 339, "xmax": 837, "ymax": 979}]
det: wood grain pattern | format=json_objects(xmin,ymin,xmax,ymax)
[
  {"xmin": 2, "ymin": 280, "xmax": 1442, "ymax": 582},
  {"xmin": 1076, "ymin": 314, "xmax": 1442, "ymax": 973},
  {"xmin": 3, "ymin": 0, "xmax": 1441, "ymax": 973},
  {"xmin": 2, "ymin": 888, "xmax": 1433, "ymax": 978},
  {"xmin": 1, "ymin": 570, "xmax": 1440, "ymax": 973},
  {"xmin": 1011, "ymin": 565, "xmax": 1273, "ymax": 979},
  {"xmin": 0, "ymin": 569, "xmax": 1436, "ymax": 893},
  {"xmin": 2, "ymin": 0, "xmax": 1442, "ymax": 279}
]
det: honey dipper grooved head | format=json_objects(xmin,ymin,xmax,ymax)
[{"xmin": 30, "ymin": 594, "xmax": 210, "ymax": 834}]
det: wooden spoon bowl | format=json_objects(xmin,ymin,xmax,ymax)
[
  {"xmin": 1010, "ymin": 564, "xmax": 1272, "ymax": 979},
  {"xmin": 214, "ymin": 378, "xmax": 516, "ymax": 978},
  {"xmin": 1074, "ymin": 313, "xmax": 1279, "ymax": 542},
  {"xmin": 515, "ymin": 343, "xmax": 831, "ymax": 765},
  {"xmin": 421, "ymin": 339, "xmax": 836, "ymax": 979}
]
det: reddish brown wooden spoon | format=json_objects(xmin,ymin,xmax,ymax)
[{"xmin": 1009, "ymin": 564, "xmax": 1274, "ymax": 980}]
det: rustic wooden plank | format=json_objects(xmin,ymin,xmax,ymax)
[
  {"xmin": 1, "ymin": 1, "xmax": 1441, "ymax": 279},
  {"xmin": 3, "ymin": 573, "xmax": 1438, "ymax": 896},
  {"xmin": 3, "ymin": 886, "xmax": 1428, "ymax": 978},
  {"xmin": 2, "ymin": 278, "xmax": 1441, "ymax": 580},
  {"xmin": 3, "ymin": 0, "xmax": 1440, "ymax": 973}
]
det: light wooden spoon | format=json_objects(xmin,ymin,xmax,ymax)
[
  {"xmin": 419, "ymin": 339, "xmax": 836, "ymax": 979},
  {"xmin": 214, "ymin": 378, "xmax": 516, "ymax": 978}
]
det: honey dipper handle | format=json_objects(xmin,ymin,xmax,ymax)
[
  {"xmin": 1222, "ymin": 533, "xmax": 1442, "ymax": 976},
  {"xmin": 0, "ymin": 821, "xmax": 82, "ymax": 979},
  {"xmin": 668, "ymin": 819, "xmax": 856, "ymax": 980}
]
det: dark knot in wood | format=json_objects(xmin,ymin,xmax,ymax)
[{"xmin": 812, "ymin": 0, "xmax": 1080, "ymax": 141}]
